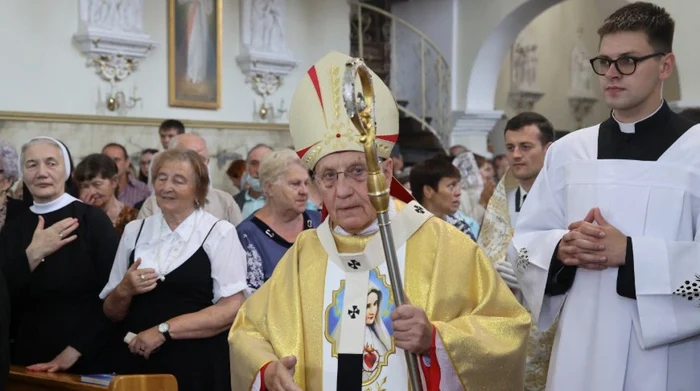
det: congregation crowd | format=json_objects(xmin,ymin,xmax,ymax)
[{"xmin": 2, "ymin": 2, "xmax": 700, "ymax": 391}]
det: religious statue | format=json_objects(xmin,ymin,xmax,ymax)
[
  {"xmin": 88, "ymin": 0, "xmax": 118, "ymax": 29},
  {"xmin": 511, "ymin": 41, "xmax": 539, "ymax": 91},
  {"xmin": 118, "ymin": 0, "xmax": 142, "ymax": 32},
  {"xmin": 250, "ymin": 0, "xmax": 286, "ymax": 53},
  {"xmin": 569, "ymin": 31, "xmax": 594, "ymax": 96},
  {"xmin": 178, "ymin": 0, "xmax": 214, "ymax": 84},
  {"xmin": 85, "ymin": 0, "xmax": 142, "ymax": 33}
]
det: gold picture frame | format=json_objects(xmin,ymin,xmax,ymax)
[{"xmin": 168, "ymin": 0, "xmax": 222, "ymax": 109}]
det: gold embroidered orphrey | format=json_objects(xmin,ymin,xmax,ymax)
[{"xmin": 478, "ymin": 169, "xmax": 558, "ymax": 391}]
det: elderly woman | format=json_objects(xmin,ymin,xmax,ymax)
[
  {"xmin": 0, "ymin": 137, "xmax": 119, "ymax": 374},
  {"xmin": 237, "ymin": 149, "xmax": 321, "ymax": 291},
  {"xmin": 75, "ymin": 154, "xmax": 138, "ymax": 237},
  {"xmin": 0, "ymin": 140, "xmax": 26, "ymax": 232},
  {"xmin": 100, "ymin": 148, "xmax": 247, "ymax": 391}
]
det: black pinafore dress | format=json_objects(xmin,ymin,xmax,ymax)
[{"xmin": 115, "ymin": 220, "xmax": 230, "ymax": 391}]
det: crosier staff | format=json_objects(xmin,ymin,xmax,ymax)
[{"xmin": 342, "ymin": 58, "xmax": 423, "ymax": 391}]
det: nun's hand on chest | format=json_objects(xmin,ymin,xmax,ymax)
[{"xmin": 25, "ymin": 216, "xmax": 80, "ymax": 270}]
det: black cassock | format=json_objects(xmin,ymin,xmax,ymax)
[{"xmin": 0, "ymin": 201, "xmax": 118, "ymax": 374}]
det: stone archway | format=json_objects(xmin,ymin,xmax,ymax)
[
  {"xmin": 465, "ymin": 0, "xmax": 566, "ymax": 112},
  {"xmin": 453, "ymin": 0, "xmax": 644, "ymax": 156}
]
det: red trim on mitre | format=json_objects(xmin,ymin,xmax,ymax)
[
  {"xmin": 296, "ymin": 143, "xmax": 317, "ymax": 161},
  {"xmin": 320, "ymin": 177, "xmax": 414, "ymax": 220},
  {"xmin": 377, "ymin": 134, "xmax": 399, "ymax": 143},
  {"xmin": 307, "ymin": 66, "xmax": 324, "ymax": 111}
]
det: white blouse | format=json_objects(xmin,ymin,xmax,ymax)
[{"xmin": 100, "ymin": 209, "xmax": 247, "ymax": 303}]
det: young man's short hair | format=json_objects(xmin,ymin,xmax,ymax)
[
  {"xmin": 158, "ymin": 119, "xmax": 186, "ymax": 134},
  {"xmin": 597, "ymin": 2, "xmax": 675, "ymax": 53},
  {"xmin": 409, "ymin": 155, "xmax": 460, "ymax": 204},
  {"xmin": 503, "ymin": 112, "xmax": 555, "ymax": 145}
]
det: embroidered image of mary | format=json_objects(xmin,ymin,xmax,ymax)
[
  {"xmin": 326, "ymin": 270, "xmax": 396, "ymax": 385},
  {"xmin": 361, "ymin": 282, "xmax": 394, "ymax": 382}
]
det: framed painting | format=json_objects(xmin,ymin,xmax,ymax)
[{"xmin": 168, "ymin": 0, "xmax": 222, "ymax": 109}]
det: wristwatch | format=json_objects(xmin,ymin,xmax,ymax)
[{"xmin": 158, "ymin": 322, "xmax": 172, "ymax": 342}]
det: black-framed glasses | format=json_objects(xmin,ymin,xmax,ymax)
[
  {"xmin": 589, "ymin": 52, "xmax": 665, "ymax": 76},
  {"xmin": 312, "ymin": 165, "xmax": 369, "ymax": 188}
]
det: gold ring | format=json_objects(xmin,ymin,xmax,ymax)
[{"xmin": 140, "ymin": 274, "xmax": 145, "ymax": 281}]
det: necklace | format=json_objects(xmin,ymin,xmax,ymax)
[{"xmin": 155, "ymin": 211, "xmax": 199, "ymax": 280}]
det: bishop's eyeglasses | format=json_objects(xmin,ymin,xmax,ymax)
[
  {"xmin": 589, "ymin": 52, "xmax": 665, "ymax": 76},
  {"xmin": 313, "ymin": 165, "xmax": 369, "ymax": 188}
]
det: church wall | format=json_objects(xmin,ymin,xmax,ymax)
[
  {"xmin": 0, "ymin": 0, "xmax": 348, "ymax": 189},
  {"xmin": 493, "ymin": 0, "xmax": 609, "ymax": 133},
  {"xmin": 0, "ymin": 0, "xmax": 350, "ymax": 122},
  {"xmin": 655, "ymin": 0, "xmax": 700, "ymax": 108},
  {"xmin": 455, "ymin": 0, "xmax": 535, "ymax": 111}
]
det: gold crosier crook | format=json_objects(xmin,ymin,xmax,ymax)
[{"xmin": 342, "ymin": 58, "xmax": 423, "ymax": 391}]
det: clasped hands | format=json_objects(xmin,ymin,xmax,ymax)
[
  {"xmin": 263, "ymin": 302, "xmax": 432, "ymax": 391},
  {"xmin": 557, "ymin": 207, "xmax": 627, "ymax": 270}
]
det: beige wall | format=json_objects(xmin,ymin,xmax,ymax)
[
  {"xmin": 655, "ymin": 0, "xmax": 700, "ymax": 106},
  {"xmin": 493, "ymin": 0, "xmax": 681, "ymax": 133}
]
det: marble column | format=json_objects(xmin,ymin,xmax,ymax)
[{"xmin": 451, "ymin": 109, "xmax": 504, "ymax": 158}]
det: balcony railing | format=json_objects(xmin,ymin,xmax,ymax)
[{"xmin": 349, "ymin": 1, "xmax": 451, "ymax": 146}]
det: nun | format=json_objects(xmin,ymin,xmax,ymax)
[{"xmin": 0, "ymin": 137, "xmax": 119, "ymax": 374}]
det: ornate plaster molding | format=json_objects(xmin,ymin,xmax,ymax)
[{"xmin": 73, "ymin": 0, "xmax": 157, "ymax": 83}]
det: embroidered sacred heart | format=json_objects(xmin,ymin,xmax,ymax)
[{"xmin": 363, "ymin": 346, "xmax": 379, "ymax": 371}]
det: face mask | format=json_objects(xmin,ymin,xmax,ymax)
[{"xmin": 243, "ymin": 172, "xmax": 262, "ymax": 192}]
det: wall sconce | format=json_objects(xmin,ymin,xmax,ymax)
[
  {"xmin": 246, "ymin": 72, "xmax": 287, "ymax": 122},
  {"xmin": 101, "ymin": 82, "xmax": 141, "ymax": 115},
  {"xmin": 254, "ymin": 97, "xmax": 286, "ymax": 121}
]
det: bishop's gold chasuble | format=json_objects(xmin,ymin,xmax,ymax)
[{"xmin": 229, "ymin": 200, "xmax": 530, "ymax": 390}]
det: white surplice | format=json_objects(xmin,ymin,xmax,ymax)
[{"xmin": 509, "ymin": 123, "xmax": 700, "ymax": 391}]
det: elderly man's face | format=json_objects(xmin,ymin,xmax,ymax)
[
  {"xmin": 103, "ymin": 145, "xmax": 130, "ymax": 178},
  {"xmin": 314, "ymin": 151, "xmax": 393, "ymax": 234},
  {"xmin": 247, "ymin": 146, "xmax": 272, "ymax": 178}
]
